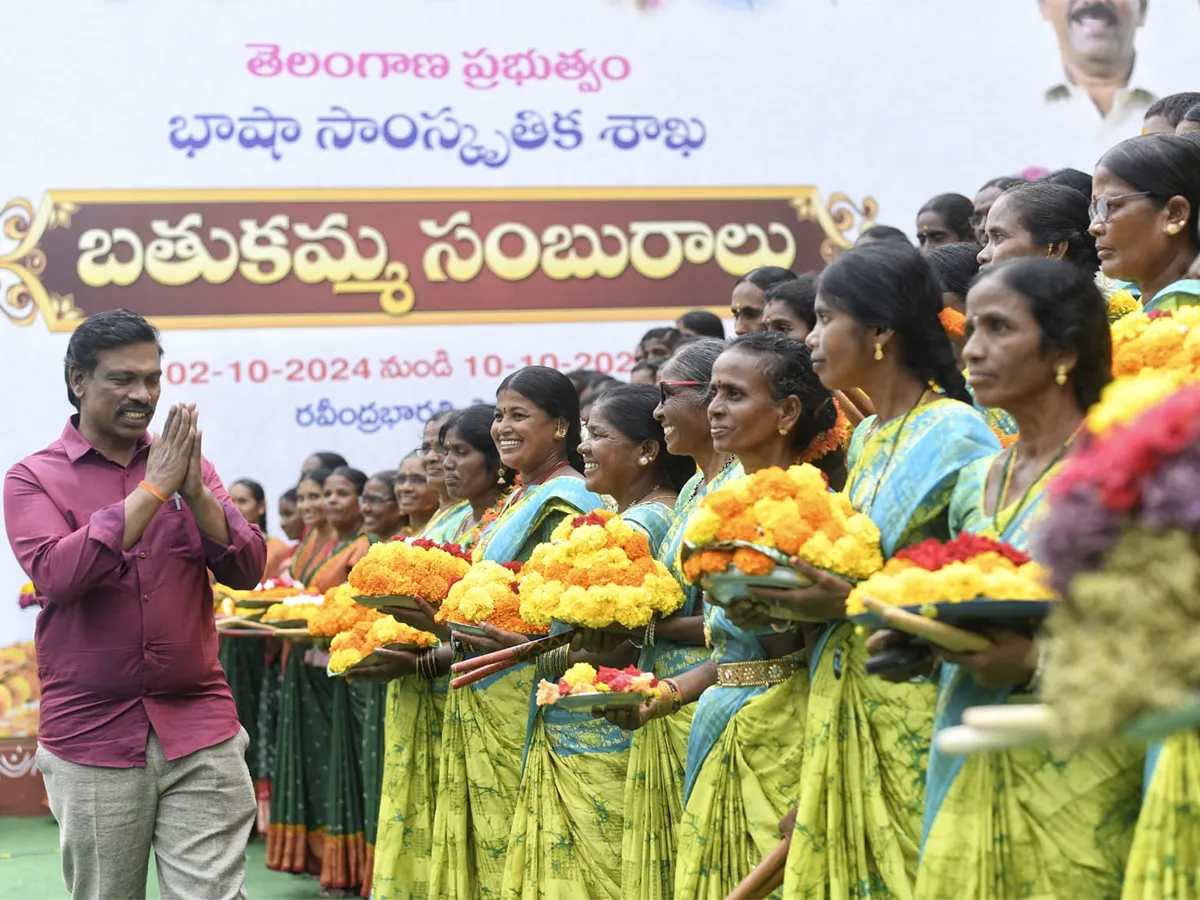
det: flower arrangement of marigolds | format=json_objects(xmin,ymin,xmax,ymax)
[
  {"xmin": 1038, "ymin": 379, "xmax": 1200, "ymax": 746},
  {"xmin": 327, "ymin": 616, "xmax": 440, "ymax": 674},
  {"xmin": 261, "ymin": 596, "xmax": 325, "ymax": 623},
  {"xmin": 308, "ymin": 583, "xmax": 385, "ymax": 638},
  {"xmin": 1110, "ymin": 307, "xmax": 1200, "ymax": 381},
  {"xmin": 347, "ymin": 537, "xmax": 472, "ymax": 602},
  {"xmin": 436, "ymin": 560, "xmax": 549, "ymax": 635},
  {"xmin": 682, "ymin": 464, "xmax": 883, "ymax": 583},
  {"xmin": 1106, "ymin": 288, "xmax": 1140, "ymax": 322},
  {"xmin": 517, "ymin": 510, "xmax": 684, "ymax": 629},
  {"xmin": 844, "ymin": 534, "xmax": 1054, "ymax": 616},
  {"xmin": 535, "ymin": 662, "xmax": 664, "ymax": 707},
  {"xmin": 213, "ymin": 577, "xmax": 301, "ymax": 617}
]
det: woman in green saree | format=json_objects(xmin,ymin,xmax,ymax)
[
  {"xmin": 736, "ymin": 243, "xmax": 998, "ymax": 898},
  {"xmin": 501, "ymin": 384, "xmax": 694, "ymax": 899},
  {"xmin": 366, "ymin": 406, "xmax": 500, "ymax": 900},
  {"xmin": 267, "ymin": 466, "xmax": 347, "ymax": 875},
  {"xmin": 912, "ymin": 258, "xmax": 1143, "ymax": 898},
  {"xmin": 426, "ymin": 367, "xmax": 604, "ymax": 899}
]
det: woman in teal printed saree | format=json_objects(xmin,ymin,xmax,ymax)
[
  {"xmin": 502, "ymin": 384, "xmax": 696, "ymax": 899},
  {"xmin": 728, "ymin": 245, "xmax": 999, "ymax": 899},
  {"xmin": 917, "ymin": 260, "xmax": 1142, "ymax": 899},
  {"xmin": 428, "ymin": 367, "xmax": 603, "ymax": 899},
  {"xmin": 369, "ymin": 406, "xmax": 500, "ymax": 900}
]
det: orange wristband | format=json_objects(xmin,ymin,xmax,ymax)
[{"xmin": 138, "ymin": 481, "xmax": 169, "ymax": 504}]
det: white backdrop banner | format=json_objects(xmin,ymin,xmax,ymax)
[{"xmin": 2, "ymin": 0, "xmax": 1199, "ymax": 641}]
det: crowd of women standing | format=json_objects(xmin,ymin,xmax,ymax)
[{"xmin": 218, "ymin": 125, "xmax": 1200, "ymax": 899}]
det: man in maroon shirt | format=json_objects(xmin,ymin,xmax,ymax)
[{"xmin": 3, "ymin": 309, "xmax": 266, "ymax": 900}]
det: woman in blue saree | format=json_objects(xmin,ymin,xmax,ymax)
[
  {"xmin": 502, "ymin": 384, "xmax": 695, "ymax": 899},
  {"xmin": 913, "ymin": 258, "xmax": 1143, "ymax": 898},
  {"xmin": 733, "ymin": 243, "xmax": 998, "ymax": 898}
]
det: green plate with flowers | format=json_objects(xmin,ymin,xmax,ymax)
[
  {"xmin": 353, "ymin": 594, "xmax": 422, "ymax": 610},
  {"xmin": 554, "ymin": 691, "xmax": 652, "ymax": 712},
  {"xmin": 851, "ymin": 599, "xmax": 1055, "ymax": 631},
  {"xmin": 686, "ymin": 541, "xmax": 850, "ymax": 621}
]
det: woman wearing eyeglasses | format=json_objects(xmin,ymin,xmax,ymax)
[
  {"xmin": 1090, "ymin": 133, "xmax": 1200, "ymax": 312},
  {"xmin": 603, "ymin": 339, "xmax": 737, "ymax": 899}
]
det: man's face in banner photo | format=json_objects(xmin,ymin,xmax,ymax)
[{"xmin": 1039, "ymin": 0, "xmax": 1147, "ymax": 79}]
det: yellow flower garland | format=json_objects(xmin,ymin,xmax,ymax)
[{"xmin": 845, "ymin": 555, "xmax": 1054, "ymax": 616}]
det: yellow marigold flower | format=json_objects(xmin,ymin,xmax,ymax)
[
  {"xmin": 1106, "ymin": 289, "xmax": 1140, "ymax": 321},
  {"xmin": 562, "ymin": 662, "xmax": 598, "ymax": 688},
  {"xmin": 684, "ymin": 507, "xmax": 722, "ymax": 546},
  {"xmin": 329, "ymin": 648, "xmax": 364, "ymax": 674}
]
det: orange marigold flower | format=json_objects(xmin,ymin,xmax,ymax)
[{"xmin": 732, "ymin": 547, "xmax": 775, "ymax": 576}]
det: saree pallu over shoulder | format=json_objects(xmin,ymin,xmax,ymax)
[
  {"xmin": 289, "ymin": 528, "xmax": 330, "ymax": 587},
  {"xmin": 473, "ymin": 477, "xmax": 603, "ymax": 563},
  {"xmin": 502, "ymin": 502, "xmax": 669, "ymax": 900},
  {"xmin": 423, "ymin": 501, "xmax": 473, "ymax": 545},
  {"xmin": 311, "ymin": 535, "xmax": 372, "ymax": 595},
  {"xmin": 674, "ymin": 668, "xmax": 808, "ymax": 900},
  {"xmin": 1122, "ymin": 732, "xmax": 1200, "ymax": 899},
  {"xmin": 845, "ymin": 398, "xmax": 999, "ymax": 557},
  {"xmin": 429, "ymin": 477, "xmax": 602, "ymax": 899},
  {"xmin": 784, "ymin": 400, "xmax": 996, "ymax": 899},
  {"xmin": 1142, "ymin": 277, "xmax": 1200, "ymax": 313}
]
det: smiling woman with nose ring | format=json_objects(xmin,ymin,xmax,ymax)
[{"xmin": 425, "ymin": 366, "xmax": 604, "ymax": 899}]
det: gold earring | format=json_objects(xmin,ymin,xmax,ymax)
[
  {"xmin": 1167, "ymin": 224, "xmax": 1182, "ymax": 235},
  {"xmin": 778, "ymin": 427, "xmax": 789, "ymax": 435},
  {"xmin": 874, "ymin": 342, "xmax": 884, "ymax": 361},
  {"xmin": 1055, "ymin": 364, "xmax": 1068, "ymax": 386},
  {"xmin": 638, "ymin": 456, "xmax": 650, "ymax": 466},
  {"xmin": 497, "ymin": 467, "xmax": 507, "ymax": 485},
  {"xmin": 554, "ymin": 429, "xmax": 566, "ymax": 440},
  {"xmin": 1047, "ymin": 243, "xmax": 1054, "ymax": 256}
]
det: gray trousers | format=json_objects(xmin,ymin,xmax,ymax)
[{"xmin": 35, "ymin": 728, "xmax": 256, "ymax": 900}]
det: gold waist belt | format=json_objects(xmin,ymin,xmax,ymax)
[{"xmin": 715, "ymin": 657, "xmax": 799, "ymax": 688}]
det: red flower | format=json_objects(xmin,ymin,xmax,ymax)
[
  {"xmin": 894, "ymin": 534, "xmax": 1029, "ymax": 570},
  {"xmin": 1146, "ymin": 310, "xmax": 1174, "ymax": 321},
  {"xmin": 500, "ymin": 561, "xmax": 523, "ymax": 574},
  {"xmin": 571, "ymin": 511, "xmax": 611, "ymax": 529}
]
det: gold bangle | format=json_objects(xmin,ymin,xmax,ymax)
[{"xmin": 662, "ymin": 677, "xmax": 683, "ymax": 714}]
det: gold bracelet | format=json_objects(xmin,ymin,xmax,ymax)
[{"xmin": 662, "ymin": 678, "xmax": 683, "ymax": 714}]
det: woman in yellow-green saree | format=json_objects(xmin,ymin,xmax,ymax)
[
  {"xmin": 912, "ymin": 259, "xmax": 1143, "ymax": 898},
  {"xmin": 609, "ymin": 341, "xmax": 731, "ymax": 900},
  {"xmin": 364, "ymin": 407, "xmax": 495, "ymax": 900},
  {"xmin": 502, "ymin": 384, "xmax": 695, "ymax": 899},
  {"xmin": 426, "ymin": 367, "xmax": 604, "ymax": 899},
  {"xmin": 733, "ymin": 243, "xmax": 998, "ymax": 899},
  {"xmin": 663, "ymin": 332, "xmax": 848, "ymax": 899}
]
